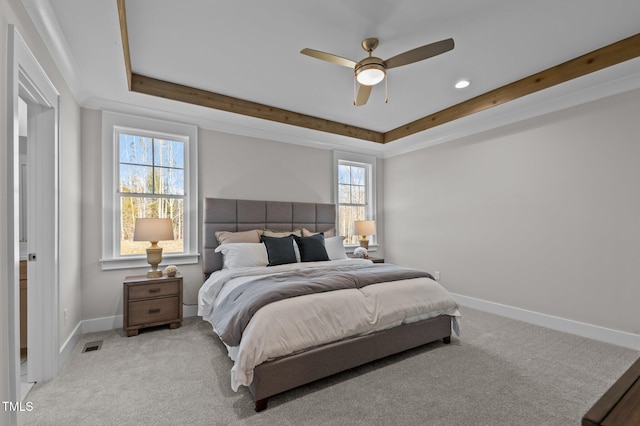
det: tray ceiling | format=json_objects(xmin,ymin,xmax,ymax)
[{"xmin": 22, "ymin": 0, "xmax": 640, "ymax": 154}]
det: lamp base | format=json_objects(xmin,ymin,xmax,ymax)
[
  {"xmin": 146, "ymin": 245, "xmax": 164, "ymax": 279},
  {"xmin": 359, "ymin": 238, "xmax": 369, "ymax": 249},
  {"xmin": 146, "ymin": 270, "xmax": 163, "ymax": 278}
]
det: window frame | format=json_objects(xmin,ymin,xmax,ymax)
[
  {"xmin": 333, "ymin": 150, "xmax": 377, "ymax": 250},
  {"xmin": 101, "ymin": 111, "xmax": 199, "ymax": 270}
]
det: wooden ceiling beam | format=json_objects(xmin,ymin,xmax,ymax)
[
  {"xmin": 130, "ymin": 74, "xmax": 385, "ymax": 143},
  {"xmin": 384, "ymin": 32, "xmax": 640, "ymax": 143}
]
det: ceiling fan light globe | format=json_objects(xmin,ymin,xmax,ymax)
[{"xmin": 356, "ymin": 65, "xmax": 386, "ymax": 86}]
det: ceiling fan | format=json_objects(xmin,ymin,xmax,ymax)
[{"xmin": 301, "ymin": 37, "xmax": 454, "ymax": 106}]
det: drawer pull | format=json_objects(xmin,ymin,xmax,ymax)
[
  {"xmin": 148, "ymin": 308, "xmax": 161, "ymax": 314},
  {"xmin": 148, "ymin": 288, "xmax": 161, "ymax": 293}
]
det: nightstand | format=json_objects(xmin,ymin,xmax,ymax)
[
  {"xmin": 123, "ymin": 274, "xmax": 183, "ymax": 337},
  {"xmin": 349, "ymin": 254, "xmax": 385, "ymax": 263}
]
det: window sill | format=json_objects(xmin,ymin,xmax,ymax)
[{"xmin": 100, "ymin": 252, "xmax": 200, "ymax": 271}]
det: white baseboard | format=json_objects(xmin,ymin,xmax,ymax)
[
  {"xmin": 81, "ymin": 315, "xmax": 124, "ymax": 334},
  {"xmin": 452, "ymin": 293, "xmax": 640, "ymax": 351},
  {"xmin": 183, "ymin": 304, "xmax": 198, "ymax": 318},
  {"xmin": 58, "ymin": 321, "xmax": 83, "ymax": 370}
]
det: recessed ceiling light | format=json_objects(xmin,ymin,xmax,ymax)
[{"xmin": 455, "ymin": 80, "xmax": 470, "ymax": 89}]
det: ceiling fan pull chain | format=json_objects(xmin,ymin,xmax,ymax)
[
  {"xmin": 353, "ymin": 75, "xmax": 357, "ymax": 106},
  {"xmin": 385, "ymin": 75, "xmax": 389, "ymax": 103}
]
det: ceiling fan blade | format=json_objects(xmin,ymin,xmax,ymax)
[
  {"xmin": 355, "ymin": 84, "xmax": 372, "ymax": 106},
  {"xmin": 300, "ymin": 48, "xmax": 357, "ymax": 68},
  {"xmin": 384, "ymin": 38, "xmax": 454, "ymax": 69}
]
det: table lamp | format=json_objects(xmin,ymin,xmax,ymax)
[
  {"xmin": 354, "ymin": 220, "xmax": 376, "ymax": 249},
  {"xmin": 133, "ymin": 218, "xmax": 174, "ymax": 278}
]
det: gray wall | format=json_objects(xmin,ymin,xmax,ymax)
[{"xmin": 384, "ymin": 89, "xmax": 640, "ymax": 334}]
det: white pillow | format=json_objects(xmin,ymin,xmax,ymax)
[
  {"xmin": 324, "ymin": 236, "xmax": 347, "ymax": 260},
  {"xmin": 215, "ymin": 243, "xmax": 268, "ymax": 269}
]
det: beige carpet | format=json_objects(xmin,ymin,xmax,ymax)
[{"xmin": 19, "ymin": 307, "xmax": 638, "ymax": 425}]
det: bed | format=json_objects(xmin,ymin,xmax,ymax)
[{"xmin": 198, "ymin": 197, "xmax": 460, "ymax": 411}]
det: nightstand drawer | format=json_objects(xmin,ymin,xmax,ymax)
[
  {"xmin": 128, "ymin": 281, "xmax": 179, "ymax": 300},
  {"xmin": 128, "ymin": 297, "xmax": 179, "ymax": 326}
]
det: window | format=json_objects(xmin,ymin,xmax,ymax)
[
  {"xmin": 102, "ymin": 112, "xmax": 198, "ymax": 269},
  {"xmin": 338, "ymin": 162, "xmax": 368, "ymax": 244},
  {"xmin": 118, "ymin": 132, "xmax": 185, "ymax": 255},
  {"xmin": 334, "ymin": 150, "xmax": 377, "ymax": 246}
]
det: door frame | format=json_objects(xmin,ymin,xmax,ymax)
[{"xmin": 6, "ymin": 24, "xmax": 60, "ymax": 413}]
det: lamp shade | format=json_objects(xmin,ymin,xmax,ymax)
[
  {"xmin": 354, "ymin": 220, "xmax": 376, "ymax": 236},
  {"xmin": 133, "ymin": 218, "xmax": 174, "ymax": 242}
]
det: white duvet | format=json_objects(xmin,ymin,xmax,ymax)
[{"xmin": 198, "ymin": 259, "xmax": 460, "ymax": 391}]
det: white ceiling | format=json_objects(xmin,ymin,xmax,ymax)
[{"xmin": 21, "ymin": 0, "xmax": 640, "ymax": 156}]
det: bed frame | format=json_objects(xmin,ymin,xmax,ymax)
[{"xmin": 203, "ymin": 197, "xmax": 452, "ymax": 411}]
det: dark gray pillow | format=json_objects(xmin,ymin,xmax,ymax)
[
  {"xmin": 261, "ymin": 235, "xmax": 297, "ymax": 266},
  {"xmin": 294, "ymin": 233, "xmax": 330, "ymax": 262}
]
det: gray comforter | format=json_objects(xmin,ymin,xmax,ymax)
[{"xmin": 211, "ymin": 264, "xmax": 433, "ymax": 346}]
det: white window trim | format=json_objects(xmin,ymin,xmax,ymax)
[
  {"xmin": 101, "ymin": 111, "xmax": 199, "ymax": 270},
  {"xmin": 333, "ymin": 150, "xmax": 377, "ymax": 251}
]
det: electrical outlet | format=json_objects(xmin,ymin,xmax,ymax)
[{"xmin": 434, "ymin": 271, "xmax": 441, "ymax": 281}]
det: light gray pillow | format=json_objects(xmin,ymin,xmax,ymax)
[
  {"xmin": 214, "ymin": 243, "xmax": 268, "ymax": 269},
  {"xmin": 324, "ymin": 236, "xmax": 347, "ymax": 260}
]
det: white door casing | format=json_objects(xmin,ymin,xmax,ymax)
[{"xmin": 6, "ymin": 25, "xmax": 60, "ymax": 421}]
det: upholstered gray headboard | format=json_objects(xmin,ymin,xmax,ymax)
[{"xmin": 203, "ymin": 198, "xmax": 336, "ymax": 278}]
